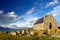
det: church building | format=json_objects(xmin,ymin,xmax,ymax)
[{"xmin": 33, "ymin": 14, "xmax": 58, "ymax": 36}]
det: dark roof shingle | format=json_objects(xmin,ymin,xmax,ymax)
[{"xmin": 34, "ymin": 18, "xmax": 44, "ymax": 25}]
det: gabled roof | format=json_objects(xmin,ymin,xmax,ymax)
[
  {"xmin": 34, "ymin": 18, "xmax": 44, "ymax": 25},
  {"xmin": 34, "ymin": 14, "xmax": 53, "ymax": 25}
]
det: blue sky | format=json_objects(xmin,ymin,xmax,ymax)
[{"xmin": 0, "ymin": 0, "xmax": 60, "ymax": 28}]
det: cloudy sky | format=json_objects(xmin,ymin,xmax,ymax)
[{"xmin": 0, "ymin": 0, "xmax": 60, "ymax": 29}]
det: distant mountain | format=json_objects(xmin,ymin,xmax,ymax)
[
  {"xmin": 0, "ymin": 26, "xmax": 17, "ymax": 32},
  {"xmin": 0, "ymin": 26, "xmax": 33, "ymax": 32}
]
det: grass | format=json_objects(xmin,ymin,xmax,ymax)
[{"xmin": 0, "ymin": 32, "xmax": 60, "ymax": 40}]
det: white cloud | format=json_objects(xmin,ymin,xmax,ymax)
[
  {"xmin": 7, "ymin": 11, "xmax": 17, "ymax": 17},
  {"xmin": 0, "ymin": 11, "xmax": 20, "ymax": 24},
  {"xmin": 0, "ymin": 7, "xmax": 39, "ymax": 28},
  {"xmin": 9, "ymin": 7, "xmax": 39, "ymax": 28},
  {"xmin": 8, "ymin": 11, "xmax": 15, "ymax": 15},
  {"xmin": 47, "ymin": 5, "xmax": 60, "ymax": 16},
  {"xmin": 26, "ymin": 7, "xmax": 35, "ymax": 15},
  {"xmin": 0, "ymin": 10, "xmax": 3, "ymax": 14},
  {"xmin": 9, "ymin": 16, "xmax": 39, "ymax": 28},
  {"xmin": 47, "ymin": 5, "xmax": 60, "ymax": 26},
  {"xmin": 45, "ymin": 0, "xmax": 58, "ymax": 8},
  {"xmin": 7, "ymin": 12, "xmax": 39, "ymax": 28}
]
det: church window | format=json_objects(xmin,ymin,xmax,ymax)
[{"xmin": 49, "ymin": 23, "xmax": 52, "ymax": 29}]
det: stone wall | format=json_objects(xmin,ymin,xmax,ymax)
[
  {"xmin": 34, "ymin": 23, "xmax": 45, "ymax": 31},
  {"xmin": 44, "ymin": 14, "xmax": 58, "ymax": 35}
]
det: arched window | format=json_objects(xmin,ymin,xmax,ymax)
[{"xmin": 49, "ymin": 23, "xmax": 52, "ymax": 29}]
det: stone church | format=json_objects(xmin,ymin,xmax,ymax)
[{"xmin": 33, "ymin": 14, "xmax": 58, "ymax": 36}]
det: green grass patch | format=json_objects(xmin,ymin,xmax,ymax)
[{"xmin": 0, "ymin": 32, "xmax": 60, "ymax": 40}]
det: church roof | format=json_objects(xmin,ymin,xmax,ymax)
[
  {"xmin": 34, "ymin": 18, "xmax": 44, "ymax": 25},
  {"xmin": 34, "ymin": 14, "xmax": 53, "ymax": 25}
]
